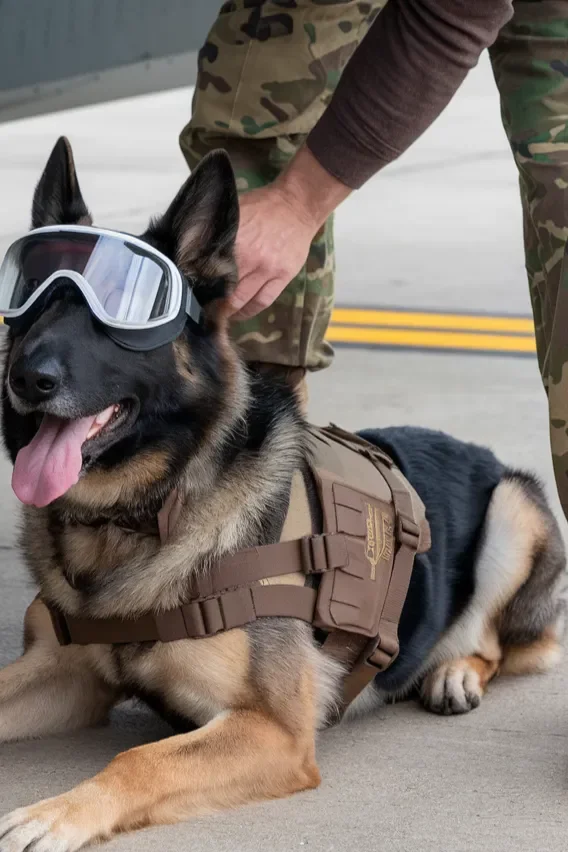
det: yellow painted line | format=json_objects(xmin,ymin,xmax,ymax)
[
  {"xmin": 0, "ymin": 306, "xmax": 535, "ymax": 355},
  {"xmin": 326, "ymin": 324, "xmax": 536, "ymax": 353},
  {"xmin": 330, "ymin": 308, "xmax": 533, "ymax": 334}
]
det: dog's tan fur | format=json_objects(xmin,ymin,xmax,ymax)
[
  {"xmin": 1, "ymin": 398, "xmax": 564, "ymax": 849},
  {"xmin": 0, "ymin": 141, "xmax": 565, "ymax": 851}
]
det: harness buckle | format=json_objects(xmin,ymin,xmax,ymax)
[{"xmin": 301, "ymin": 533, "xmax": 349, "ymax": 575}]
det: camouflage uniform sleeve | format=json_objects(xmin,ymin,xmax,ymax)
[{"xmin": 307, "ymin": 0, "xmax": 514, "ymax": 188}]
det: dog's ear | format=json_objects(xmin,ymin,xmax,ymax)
[
  {"xmin": 145, "ymin": 150, "xmax": 239, "ymax": 309},
  {"xmin": 32, "ymin": 136, "xmax": 92, "ymax": 229}
]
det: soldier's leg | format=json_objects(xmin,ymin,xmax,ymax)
[
  {"xmin": 490, "ymin": 2, "xmax": 568, "ymax": 517},
  {"xmin": 179, "ymin": 1, "xmax": 387, "ymax": 385}
]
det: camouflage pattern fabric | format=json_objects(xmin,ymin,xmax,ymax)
[
  {"xmin": 179, "ymin": 0, "xmax": 386, "ymax": 371},
  {"xmin": 181, "ymin": 0, "xmax": 568, "ymax": 517},
  {"xmin": 490, "ymin": 1, "xmax": 568, "ymax": 516}
]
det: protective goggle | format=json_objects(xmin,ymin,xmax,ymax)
[{"xmin": 0, "ymin": 225, "xmax": 202, "ymax": 350}]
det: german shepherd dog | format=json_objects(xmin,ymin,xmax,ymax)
[{"xmin": 0, "ymin": 138, "xmax": 565, "ymax": 852}]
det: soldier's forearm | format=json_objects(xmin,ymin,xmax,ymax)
[
  {"xmin": 307, "ymin": 0, "xmax": 514, "ymax": 189},
  {"xmin": 272, "ymin": 146, "xmax": 351, "ymax": 233}
]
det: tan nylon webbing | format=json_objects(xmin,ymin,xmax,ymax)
[{"xmin": 52, "ymin": 585, "xmax": 319, "ymax": 646}]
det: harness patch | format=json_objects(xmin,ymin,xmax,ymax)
[{"xmin": 364, "ymin": 503, "xmax": 394, "ymax": 579}]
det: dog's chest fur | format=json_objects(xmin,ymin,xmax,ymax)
[
  {"xmin": 17, "ymin": 446, "xmax": 308, "ymax": 728},
  {"xmin": 21, "ymin": 511, "xmax": 260, "ymax": 726},
  {"xmin": 25, "ymin": 509, "xmax": 162, "ymax": 610}
]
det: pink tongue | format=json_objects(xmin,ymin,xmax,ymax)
[{"xmin": 12, "ymin": 414, "xmax": 96, "ymax": 507}]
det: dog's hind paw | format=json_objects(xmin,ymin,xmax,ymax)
[{"xmin": 420, "ymin": 659, "xmax": 483, "ymax": 716}]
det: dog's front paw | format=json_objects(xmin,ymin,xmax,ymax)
[
  {"xmin": 420, "ymin": 659, "xmax": 483, "ymax": 716},
  {"xmin": 0, "ymin": 795, "xmax": 100, "ymax": 852}
]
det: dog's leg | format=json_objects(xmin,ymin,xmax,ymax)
[
  {"xmin": 0, "ymin": 707, "xmax": 320, "ymax": 851},
  {"xmin": 500, "ymin": 624, "xmax": 564, "ymax": 675},
  {"xmin": 420, "ymin": 653, "xmax": 500, "ymax": 715},
  {"xmin": 0, "ymin": 598, "xmax": 118, "ymax": 742},
  {"xmin": 421, "ymin": 475, "xmax": 566, "ymax": 717}
]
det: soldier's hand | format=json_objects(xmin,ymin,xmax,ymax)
[
  {"xmin": 229, "ymin": 147, "xmax": 351, "ymax": 320},
  {"xmin": 230, "ymin": 185, "xmax": 316, "ymax": 320}
]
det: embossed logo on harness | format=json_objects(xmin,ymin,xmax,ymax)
[{"xmin": 365, "ymin": 503, "xmax": 394, "ymax": 579}]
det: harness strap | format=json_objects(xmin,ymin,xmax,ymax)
[
  {"xmin": 49, "ymin": 533, "xmax": 347, "ymax": 646},
  {"xmin": 50, "ymin": 584, "xmax": 319, "ymax": 646},
  {"xmin": 190, "ymin": 533, "xmax": 348, "ymax": 599}
]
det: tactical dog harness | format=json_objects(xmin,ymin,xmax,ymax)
[{"xmin": 47, "ymin": 425, "xmax": 431, "ymax": 718}]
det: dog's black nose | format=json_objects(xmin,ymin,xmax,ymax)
[{"xmin": 9, "ymin": 354, "xmax": 63, "ymax": 404}]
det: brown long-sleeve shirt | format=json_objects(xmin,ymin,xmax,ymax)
[{"xmin": 306, "ymin": 0, "xmax": 513, "ymax": 189}]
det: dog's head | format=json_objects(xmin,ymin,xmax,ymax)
[{"xmin": 2, "ymin": 137, "xmax": 243, "ymax": 512}]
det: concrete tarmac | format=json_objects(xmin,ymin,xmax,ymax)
[{"xmin": 0, "ymin": 55, "xmax": 565, "ymax": 852}]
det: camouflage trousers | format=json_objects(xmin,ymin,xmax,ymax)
[
  {"xmin": 180, "ymin": 0, "xmax": 568, "ymax": 519},
  {"xmin": 491, "ymin": 2, "xmax": 568, "ymax": 516},
  {"xmin": 180, "ymin": 1, "xmax": 386, "ymax": 371}
]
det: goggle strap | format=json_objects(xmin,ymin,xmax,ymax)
[{"xmin": 185, "ymin": 282, "xmax": 202, "ymax": 328}]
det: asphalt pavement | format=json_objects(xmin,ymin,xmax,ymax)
[{"xmin": 0, "ymin": 55, "xmax": 566, "ymax": 852}]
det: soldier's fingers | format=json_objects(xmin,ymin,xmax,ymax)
[
  {"xmin": 230, "ymin": 277, "xmax": 284, "ymax": 320},
  {"xmin": 228, "ymin": 272, "xmax": 263, "ymax": 315}
]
